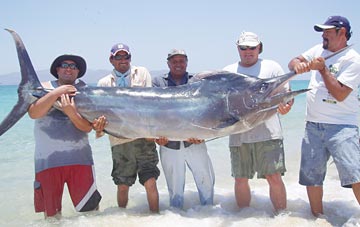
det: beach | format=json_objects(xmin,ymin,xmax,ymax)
[{"xmin": 1, "ymin": 81, "xmax": 360, "ymax": 227}]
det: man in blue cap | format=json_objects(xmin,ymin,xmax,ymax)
[
  {"xmin": 96, "ymin": 43, "xmax": 160, "ymax": 213},
  {"xmin": 288, "ymin": 15, "xmax": 360, "ymax": 217}
]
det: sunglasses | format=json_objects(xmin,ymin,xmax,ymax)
[
  {"xmin": 59, "ymin": 62, "xmax": 78, "ymax": 70},
  {"xmin": 113, "ymin": 55, "xmax": 131, "ymax": 60},
  {"xmin": 239, "ymin": 45, "xmax": 257, "ymax": 51}
]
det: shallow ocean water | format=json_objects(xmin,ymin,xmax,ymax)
[{"xmin": 1, "ymin": 81, "xmax": 360, "ymax": 226}]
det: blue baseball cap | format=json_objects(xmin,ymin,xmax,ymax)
[
  {"xmin": 110, "ymin": 43, "xmax": 131, "ymax": 56},
  {"xmin": 314, "ymin": 15, "xmax": 351, "ymax": 33}
]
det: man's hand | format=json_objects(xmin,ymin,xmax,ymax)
[
  {"xmin": 293, "ymin": 61, "xmax": 311, "ymax": 74},
  {"xmin": 92, "ymin": 115, "xmax": 107, "ymax": 138},
  {"xmin": 92, "ymin": 115, "xmax": 107, "ymax": 132},
  {"xmin": 308, "ymin": 57, "xmax": 326, "ymax": 72},
  {"xmin": 186, "ymin": 138, "xmax": 204, "ymax": 144},
  {"xmin": 60, "ymin": 94, "xmax": 77, "ymax": 117},
  {"xmin": 154, "ymin": 136, "xmax": 169, "ymax": 146},
  {"xmin": 277, "ymin": 99, "xmax": 293, "ymax": 115}
]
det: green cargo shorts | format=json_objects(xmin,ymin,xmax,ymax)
[
  {"xmin": 111, "ymin": 138, "xmax": 160, "ymax": 186},
  {"xmin": 230, "ymin": 139, "xmax": 286, "ymax": 179}
]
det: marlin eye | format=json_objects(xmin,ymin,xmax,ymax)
[{"xmin": 260, "ymin": 83, "xmax": 268, "ymax": 93}]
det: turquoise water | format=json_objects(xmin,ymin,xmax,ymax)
[{"xmin": 1, "ymin": 81, "xmax": 360, "ymax": 226}]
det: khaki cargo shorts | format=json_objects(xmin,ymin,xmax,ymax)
[{"xmin": 230, "ymin": 139, "xmax": 286, "ymax": 179}]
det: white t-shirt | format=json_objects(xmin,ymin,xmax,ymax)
[
  {"xmin": 223, "ymin": 59, "xmax": 286, "ymax": 146},
  {"xmin": 302, "ymin": 44, "xmax": 360, "ymax": 125}
]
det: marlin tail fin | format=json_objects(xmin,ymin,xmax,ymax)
[{"xmin": 0, "ymin": 29, "xmax": 44, "ymax": 136}]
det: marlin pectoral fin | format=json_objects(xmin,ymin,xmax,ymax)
[
  {"xmin": 256, "ymin": 106, "xmax": 278, "ymax": 114},
  {"xmin": 212, "ymin": 115, "xmax": 239, "ymax": 129},
  {"xmin": 189, "ymin": 115, "xmax": 239, "ymax": 131}
]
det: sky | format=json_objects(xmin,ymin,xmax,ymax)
[{"xmin": 1, "ymin": 0, "xmax": 359, "ymax": 79}]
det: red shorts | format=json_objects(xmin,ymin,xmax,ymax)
[{"xmin": 34, "ymin": 165, "xmax": 101, "ymax": 217}]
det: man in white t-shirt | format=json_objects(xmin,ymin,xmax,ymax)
[
  {"xmin": 223, "ymin": 31, "xmax": 293, "ymax": 212},
  {"xmin": 288, "ymin": 15, "xmax": 360, "ymax": 217}
]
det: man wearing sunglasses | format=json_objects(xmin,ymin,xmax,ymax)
[
  {"xmin": 223, "ymin": 31, "xmax": 293, "ymax": 213},
  {"xmin": 288, "ymin": 15, "xmax": 360, "ymax": 217},
  {"xmin": 96, "ymin": 43, "xmax": 160, "ymax": 212},
  {"xmin": 28, "ymin": 54, "xmax": 102, "ymax": 218}
]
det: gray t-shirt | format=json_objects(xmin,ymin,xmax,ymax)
[{"xmin": 34, "ymin": 80, "xmax": 93, "ymax": 173}]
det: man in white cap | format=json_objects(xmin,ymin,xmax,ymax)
[
  {"xmin": 288, "ymin": 15, "xmax": 360, "ymax": 217},
  {"xmin": 223, "ymin": 32, "xmax": 293, "ymax": 213},
  {"xmin": 95, "ymin": 43, "xmax": 160, "ymax": 212}
]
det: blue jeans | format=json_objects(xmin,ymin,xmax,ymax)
[{"xmin": 299, "ymin": 121, "xmax": 360, "ymax": 188}]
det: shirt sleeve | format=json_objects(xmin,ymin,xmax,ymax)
[{"xmin": 337, "ymin": 56, "xmax": 360, "ymax": 90}]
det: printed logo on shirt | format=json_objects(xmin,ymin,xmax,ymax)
[
  {"xmin": 329, "ymin": 63, "xmax": 340, "ymax": 76},
  {"xmin": 322, "ymin": 64, "xmax": 338, "ymax": 105}
]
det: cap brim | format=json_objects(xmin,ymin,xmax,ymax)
[
  {"xmin": 112, "ymin": 49, "xmax": 130, "ymax": 56},
  {"xmin": 167, "ymin": 53, "xmax": 187, "ymax": 60},
  {"xmin": 236, "ymin": 41, "xmax": 259, "ymax": 47},
  {"xmin": 314, "ymin": 24, "xmax": 336, "ymax": 32}
]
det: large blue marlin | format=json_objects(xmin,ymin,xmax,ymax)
[{"xmin": 0, "ymin": 29, "xmax": 316, "ymax": 140}]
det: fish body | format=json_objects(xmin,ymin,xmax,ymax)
[
  {"xmin": 0, "ymin": 29, "xmax": 308, "ymax": 140},
  {"xmin": 76, "ymin": 72, "xmax": 305, "ymax": 140}
]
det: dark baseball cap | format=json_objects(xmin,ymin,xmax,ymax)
[{"xmin": 314, "ymin": 15, "xmax": 351, "ymax": 33}]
